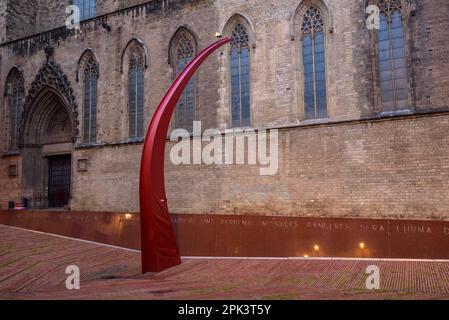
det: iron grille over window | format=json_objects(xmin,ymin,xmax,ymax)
[
  {"xmin": 230, "ymin": 23, "xmax": 251, "ymax": 127},
  {"xmin": 301, "ymin": 6, "xmax": 327, "ymax": 120}
]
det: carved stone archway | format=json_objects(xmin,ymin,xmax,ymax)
[
  {"xmin": 20, "ymin": 53, "xmax": 77, "ymax": 209},
  {"xmin": 21, "ymin": 56, "xmax": 78, "ymax": 145}
]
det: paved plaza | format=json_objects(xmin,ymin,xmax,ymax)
[{"xmin": 1, "ymin": 225, "xmax": 448, "ymax": 300}]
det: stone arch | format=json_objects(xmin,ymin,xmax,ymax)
[
  {"xmin": 22, "ymin": 87, "xmax": 73, "ymax": 146},
  {"xmin": 222, "ymin": 13, "xmax": 256, "ymax": 48},
  {"xmin": 76, "ymin": 48, "xmax": 99, "ymax": 144},
  {"xmin": 168, "ymin": 26, "xmax": 198, "ymax": 67},
  {"xmin": 219, "ymin": 13, "xmax": 256, "ymax": 128},
  {"xmin": 4, "ymin": 65, "xmax": 25, "ymax": 151},
  {"xmin": 365, "ymin": 0, "xmax": 414, "ymax": 113},
  {"xmin": 168, "ymin": 27, "xmax": 198, "ymax": 131},
  {"xmin": 4, "ymin": 65, "xmax": 24, "ymax": 96},
  {"xmin": 291, "ymin": 0, "xmax": 337, "ymax": 122},
  {"xmin": 364, "ymin": 0, "xmax": 416, "ymax": 18},
  {"xmin": 121, "ymin": 38, "xmax": 147, "ymax": 139},
  {"xmin": 290, "ymin": 0, "xmax": 334, "ymax": 40},
  {"xmin": 20, "ymin": 85, "xmax": 75, "ymax": 209},
  {"xmin": 21, "ymin": 59, "xmax": 78, "ymax": 144},
  {"xmin": 120, "ymin": 37, "xmax": 148, "ymax": 73},
  {"xmin": 76, "ymin": 48, "xmax": 99, "ymax": 82}
]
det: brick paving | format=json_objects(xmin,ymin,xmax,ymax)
[{"xmin": 0, "ymin": 224, "xmax": 448, "ymax": 300}]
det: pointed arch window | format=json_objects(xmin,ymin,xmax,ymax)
[
  {"xmin": 82, "ymin": 55, "xmax": 98, "ymax": 143},
  {"xmin": 128, "ymin": 47, "xmax": 145, "ymax": 139},
  {"xmin": 174, "ymin": 31, "xmax": 196, "ymax": 132},
  {"xmin": 301, "ymin": 6, "xmax": 327, "ymax": 120},
  {"xmin": 5, "ymin": 69, "xmax": 24, "ymax": 151},
  {"xmin": 377, "ymin": 0, "xmax": 408, "ymax": 111},
  {"xmin": 230, "ymin": 23, "xmax": 251, "ymax": 127}
]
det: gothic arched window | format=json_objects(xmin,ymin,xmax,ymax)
[
  {"xmin": 174, "ymin": 31, "xmax": 196, "ymax": 132},
  {"xmin": 82, "ymin": 54, "xmax": 98, "ymax": 143},
  {"xmin": 5, "ymin": 68, "xmax": 24, "ymax": 151},
  {"xmin": 301, "ymin": 6, "xmax": 327, "ymax": 120},
  {"xmin": 128, "ymin": 47, "xmax": 145, "ymax": 139},
  {"xmin": 230, "ymin": 23, "xmax": 251, "ymax": 127},
  {"xmin": 377, "ymin": 0, "xmax": 408, "ymax": 111},
  {"xmin": 73, "ymin": 0, "xmax": 96, "ymax": 20}
]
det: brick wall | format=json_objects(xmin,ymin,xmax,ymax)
[
  {"xmin": 412, "ymin": 0, "xmax": 449, "ymax": 110},
  {"xmin": 0, "ymin": 0, "xmax": 448, "ymax": 219},
  {"xmin": 0, "ymin": 156, "xmax": 22, "ymax": 207},
  {"xmin": 68, "ymin": 113, "xmax": 449, "ymax": 221}
]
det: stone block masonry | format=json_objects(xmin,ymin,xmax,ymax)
[{"xmin": 0, "ymin": 1, "xmax": 448, "ymax": 220}]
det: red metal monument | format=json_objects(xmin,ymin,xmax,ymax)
[{"xmin": 139, "ymin": 37, "xmax": 231, "ymax": 273}]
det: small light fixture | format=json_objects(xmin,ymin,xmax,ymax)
[
  {"xmin": 313, "ymin": 244, "xmax": 320, "ymax": 252},
  {"xmin": 359, "ymin": 242, "xmax": 365, "ymax": 249},
  {"xmin": 303, "ymin": 254, "xmax": 309, "ymax": 258},
  {"xmin": 214, "ymin": 32, "xmax": 223, "ymax": 39},
  {"xmin": 125, "ymin": 213, "xmax": 133, "ymax": 220}
]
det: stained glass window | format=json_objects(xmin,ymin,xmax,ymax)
[
  {"xmin": 174, "ymin": 31, "xmax": 195, "ymax": 132},
  {"xmin": 377, "ymin": 0, "xmax": 408, "ymax": 111},
  {"xmin": 73, "ymin": 0, "xmax": 95, "ymax": 20},
  {"xmin": 82, "ymin": 54, "xmax": 98, "ymax": 143},
  {"xmin": 129, "ymin": 47, "xmax": 145, "ymax": 139},
  {"xmin": 301, "ymin": 6, "xmax": 327, "ymax": 120},
  {"xmin": 6, "ymin": 69, "xmax": 24, "ymax": 151},
  {"xmin": 230, "ymin": 23, "xmax": 251, "ymax": 127}
]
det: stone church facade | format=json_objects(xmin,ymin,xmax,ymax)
[{"xmin": 0, "ymin": 0, "xmax": 448, "ymax": 220}]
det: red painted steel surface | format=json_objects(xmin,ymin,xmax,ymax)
[{"xmin": 139, "ymin": 38, "xmax": 231, "ymax": 273}]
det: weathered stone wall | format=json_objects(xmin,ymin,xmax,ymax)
[
  {"xmin": 0, "ymin": 156, "xmax": 22, "ymax": 208},
  {"xmin": 35, "ymin": 0, "xmax": 67, "ymax": 35},
  {"xmin": 0, "ymin": 0, "xmax": 448, "ymax": 220},
  {"xmin": 0, "ymin": 1, "xmax": 6, "ymax": 44},
  {"xmin": 4, "ymin": 0, "xmax": 38, "ymax": 42},
  {"xmin": 68, "ymin": 113, "xmax": 449, "ymax": 221},
  {"xmin": 2, "ymin": 0, "xmax": 155, "ymax": 42},
  {"xmin": 412, "ymin": 0, "xmax": 449, "ymax": 111}
]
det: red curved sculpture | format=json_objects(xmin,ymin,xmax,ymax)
[{"xmin": 139, "ymin": 37, "xmax": 231, "ymax": 273}]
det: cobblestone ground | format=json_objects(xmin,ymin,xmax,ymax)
[{"xmin": 1, "ymin": 225, "xmax": 449, "ymax": 300}]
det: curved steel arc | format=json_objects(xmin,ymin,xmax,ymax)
[{"xmin": 139, "ymin": 38, "xmax": 231, "ymax": 273}]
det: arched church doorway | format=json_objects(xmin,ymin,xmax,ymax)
[{"xmin": 21, "ymin": 88, "xmax": 74, "ymax": 209}]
